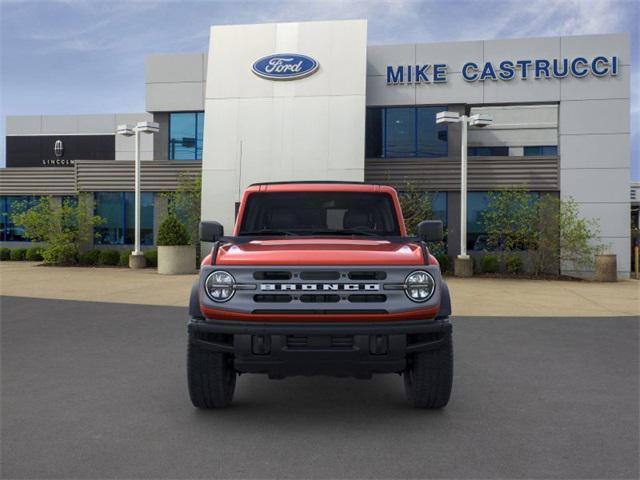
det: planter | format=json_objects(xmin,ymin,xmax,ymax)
[
  {"xmin": 157, "ymin": 245, "xmax": 196, "ymax": 275},
  {"xmin": 594, "ymin": 254, "xmax": 617, "ymax": 282}
]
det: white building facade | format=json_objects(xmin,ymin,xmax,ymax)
[{"xmin": 3, "ymin": 20, "xmax": 632, "ymax": 277}]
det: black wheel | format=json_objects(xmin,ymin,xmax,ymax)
[
  {"xmin": 187, "ymin": 342, "xmax": 236, "ymax": 408},
  {"xmin": 403, "ymin": 334, "xmax": 453, "ymax": 409}
]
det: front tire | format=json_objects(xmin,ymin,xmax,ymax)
[
  {"xmin": 187, "ymin": 342, "xmax": 236, "ymax": 408},
  {"xmin": 403, "ymin": 334, "xmax": 453, "ymax": 409}
]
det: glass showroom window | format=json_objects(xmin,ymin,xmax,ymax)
[
  {"xmin": 416, "ymin": 107, "xmax": 448, "ymax": 157},
  {"xmin": 365, "ymin": 108, "xmax": 383, "ymax": 158},
  {"xmin": 95, "ymin": 192, "xmax": 154, "ymax": 245},
  {"xmin": 169, "ymin": 112, "xmax": 204, "ymax": 160},
  {"xmin": 468, "ymin": 146, "xmax": 509, "ymax": 156},
  {"xmin": 467, "ymin": 192, "xmax": 491, "ymax": 252},
  {"xmin": 0, "ymin": 196, "xmax": 39, "ymax": 242},
  {"xmin": 430, "ymin": 192, "xmax": 448, "ymax": 227},
  {"xmin": 523, "ymin": 146, "xmax": 558, "ymax": 156},
  {"xmin": 365, "ymin": 107, "xmax": 448, "ymax": 158},
  {"xmin": 386, "ymin": 108, "xmax": 416, "ymax": 157}
]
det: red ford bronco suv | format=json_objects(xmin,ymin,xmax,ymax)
[{"xmin": 188, "ymin": 182, "xmax": 452, "ymax": 408}]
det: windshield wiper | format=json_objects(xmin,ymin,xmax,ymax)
[{"xmin": 240, "ymin": 229, "xmax": 300, "ymax": 236}]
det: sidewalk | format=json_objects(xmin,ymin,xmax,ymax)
[{"xmin": 0, "ymin": 262, "xmax": 638, "ymax": 317}]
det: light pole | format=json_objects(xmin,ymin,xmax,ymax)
[
  {"xmin": 116, "ymin": 121, "xmax": 159, "ymax": 268},
  {"xmin": 436, "ymin": 111, "xmax": 492, "ymax": 276}
]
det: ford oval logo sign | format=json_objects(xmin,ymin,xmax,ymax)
[{"xmin": 252, "ymin": 53, "xmax": 319, "ymax": 80}]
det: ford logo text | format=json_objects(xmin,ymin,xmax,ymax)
[{"xmin": 252, "ymin": 54, "xmax": 319, "ymax": 80}]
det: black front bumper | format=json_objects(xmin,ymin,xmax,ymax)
[{"xmin": 188, "ymin": 317, "xmax": 452, "ymax": 379}]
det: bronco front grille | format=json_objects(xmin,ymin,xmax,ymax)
[
  {"xmin": 300, "ymin": 294, "xmax": 340, "ymax": 303},
  {"xmin": 348, "ymin": 271, "xmax": 387, "ymax": 280},
  {"xmin": 205, "ymin": 266, "xmax": 436, "ymax": 315},
  {"xmin": 300, "ymin": 271, "xmax": 340, "ymax": 280},
  {"xmin": 253, "ymin": 271, "xmax": 292, "ymax": 280},
  {"xmin": 348, "ymin": 294, "xmax": 387, "ymax": 303},
  {"xmin": 254, "ymin": 294, "xmax": 292, "ymax": 303}
]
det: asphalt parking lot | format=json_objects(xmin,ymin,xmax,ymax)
[{"xmin": 1, "ymin": 296, "xmax": 638, "ymax": 479}]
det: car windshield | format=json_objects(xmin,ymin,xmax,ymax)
[{"xmin": 238, "ymin": 191, "xmax": 401, "ymax": 237}]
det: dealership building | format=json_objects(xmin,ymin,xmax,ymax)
[{"xmin": 0, "ymin": 20, "xmax": 632, "ymax": 277}]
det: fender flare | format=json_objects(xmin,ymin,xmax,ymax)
[
  {"xmin": 190, "ymin": 241, "xmax": 219, "ymax": 319},
  {"xmin": 436, "ymin": 281, "xmax": 451, "ymax": 319},
  {"xmin": 189, "ymin": 280, "xmax": 204, "ymax": 319}
]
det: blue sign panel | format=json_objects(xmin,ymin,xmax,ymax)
[
  {"xmin": 386, "ymin": 55, "xmax": 620, "ymax": 84},
  {"xmin": 252, "ymin": 53, "xmax": 319, "ymax": 80}
]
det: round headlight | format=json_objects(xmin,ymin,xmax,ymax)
[
  {"xmin": 205, "ymin": 270, "xmax": 236, "ymax": 302},
  {"xmin": 404, "ymin": 270, "xmax": 435, "ymax": 302}
]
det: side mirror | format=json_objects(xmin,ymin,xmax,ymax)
[
  {"xmin": 417, "ymin": 220, "xmax": 443, "ymax": 243},
  {"xmin": 199, "ymin": 221, "xmax": 224, "ymax": 242}
]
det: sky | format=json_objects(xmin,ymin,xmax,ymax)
[{"xmin": 1, "ymin": 0, "xmax": 638, "ymax": 178}]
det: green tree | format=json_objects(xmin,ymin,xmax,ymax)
[
  {"xmin": 11, "ymin": 196, "xmax": 104, "ymax": 265},
  {"xmin": 157, "ymin": 213, "xmax": 190, "ymax": 246},
  {"xmin": 530, "ymin": 195, "xmax": 605, "ymax": 274},
  {"xmin": 398, "ymin": 182, "xmax": 446, "ymax": 256},
  {"xmin": 399, "ymin": 182, "xmax": 434, "ymax": 235},
  {"xmin": 480, "ymin": 188, "xmax": 537, "ymax": 252},
  {"xmin": 163, "ymin": 173, "xmax": 201, "ymax": 244}
]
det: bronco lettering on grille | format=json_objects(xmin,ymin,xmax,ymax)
[{"xmin": 260, "ymin": 283, "xmax": 380, "ymax": 291}]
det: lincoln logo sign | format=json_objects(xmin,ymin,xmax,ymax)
[
  {"xmin": 252, "ymin": 53, "xmax": 319, "ymax": 80},
  {"xmin": 261, "ymin": 283, "xmax": 379, "ymax": 291},
  {"xmin": 54, "ymin": 139, "xmax": 64, "ymax": 158},
  {"xmin": 386, "ymin": 55, "xmax": 620, "ymax": 84}
]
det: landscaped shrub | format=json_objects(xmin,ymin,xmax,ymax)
[
  {"xmin": 480, "ymin": 188, "xmax": 537, "ymax": 252},
  {"xmin": 25, "ymin": 246, "xmax": 44, "ymax": 261},
  {"xmin": 0, "ymin": 248, "xmax": 10, "ymax": 261},
  {"xmin": 119, "ymin": 250, "xmax": 130, "ymax": 267},
  {"xmin": 533, "ymin": 195, "xmax": 604, "ymax": 275},
  {"xmin": 99, "ymin": 249, "xmax": 121, "ymax": 266},
  {"xmin": 10, "ymin": 248, "xmax": 27, "ymax": 261},
  {"xmin": 11, "ymin": 195, "xmax": 103, "ymax": 265},
  {"xmin": 144, "ymin": 249, "xmax": 158, "ymax": 267},
  {"xmin": 479, "ymin": 254, "xmax": 499, "ymax": 273},
  {"xmin": 157, "ymin": 214, "xmax": 190, "ymax": 246},
  {"xmin": 79, "ymin": 249, "xmax": 101, "ymax": 266},
  {"xmin": 478, "ymin": 190, "xmax": 605, "ymax": 276},
  {"xmin": 43, "ymin": 244, "xmax": 79, "ymax": 265},
  {"xmin": 435, "ymin": 253, "xmax": 451, "ymax": 274},
  {"xmin": 163, "ymin": 174, "xmax": 202, "ymax": 244},
  {"xmin": 505, "ymin": 254, "xmax": 524, "ymax": 274}
]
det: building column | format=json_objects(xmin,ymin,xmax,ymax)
[
  {"xmin": 152, "ymin": 112, "xmax": 169, "ymax": 161},
  {"xmin": 447, "ymin": 192, "xmax": 461, "ymax": 259}
]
